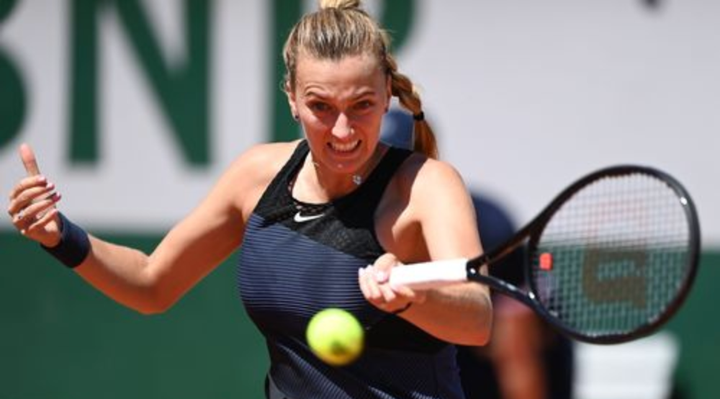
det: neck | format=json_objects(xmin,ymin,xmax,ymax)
[{"xmin": 299, "ymin": 144, "xmax": 386, "ymax": 202}]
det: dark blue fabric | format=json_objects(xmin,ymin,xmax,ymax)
[{"xmin": 237, "ymin": 141, "xmax": 465, "ymax": 399}]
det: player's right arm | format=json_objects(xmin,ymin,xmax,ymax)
[{"xmin": 7, "ymin": 143, "xmax": 291, "ymax": 314}]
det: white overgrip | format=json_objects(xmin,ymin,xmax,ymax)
[{"xmin": 389, "ymin": 258, "xmax": 469, "ymax": 290}]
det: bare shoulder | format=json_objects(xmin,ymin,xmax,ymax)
[
  {"xmin": 379, "ymin": 152, "xmax": 479, "ymax": 261},
  {"xmin": 395, "ymin": 153, "xmax": 475, "ymax": 231},
  {"xmin": 219, "ymin": 140, "xmax": 301, "ymax": 215},
  {"xmin": 395, "ymin": 153, "xmax": 468, "ymax": 197},
  {"xmin": 227, "ymin": 140, "xmax": 300, "ymax": 180}
]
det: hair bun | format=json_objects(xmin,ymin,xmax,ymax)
[{"xmin": 318, "ymin": 0, "xmax": 361, "ymax": 11}]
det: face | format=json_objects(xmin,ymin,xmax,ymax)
[{"xmin": 288, "ymin": 52, "xmax": 391, "ymax": 177}]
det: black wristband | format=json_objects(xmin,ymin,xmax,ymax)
[
  {"xmin": 41, "ymin": 212, "xmax": 91, "ymax": 269},
  {"xmin": 392, "ymin": 302, "xmax": 413, "ymax": 315}
]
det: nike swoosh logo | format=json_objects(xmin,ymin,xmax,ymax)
[{"xmin": 293, "ymin": 212, "xmax": 325, "ymax": 223}]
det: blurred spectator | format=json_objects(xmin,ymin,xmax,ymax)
[{"xmin": 456, "ymin": 193, "xmax": 574, "ymax": 399}]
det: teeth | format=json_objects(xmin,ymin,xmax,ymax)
[{"xmin": 330, "ymin": 141, "xmax": 359, "ymax": 153}]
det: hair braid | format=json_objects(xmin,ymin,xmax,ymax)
[{"xmin": 385, "ymin": 54, "xmax": 438, "ymax": 159}]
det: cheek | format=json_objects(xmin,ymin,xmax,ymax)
[
  {"xmin": 301, "ymin": 117, "xmax": 332, "ymax": 142},
  {"xmin": 363, "ymin": 114, "xmax": 385, "ymax": 135},
  {"xmin": 303, "ymin": 111, "xmax": 385, "ymax": 139},
  {"xmin": 303, "ymin": 115, "xmax": 332, "ymax": 132}
]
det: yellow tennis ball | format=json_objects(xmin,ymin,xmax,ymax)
[{"xmin": 306, "ymin": 308, "xmax": 364, "ymax": 366}]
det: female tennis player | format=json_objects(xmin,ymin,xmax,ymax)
[{"xmin": 6, "ymin": 1, "xmax": 492, "ymax": 397}]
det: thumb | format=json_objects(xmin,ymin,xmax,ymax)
[
  {"xmin": 372, "ymin": 253, "xmax": 402, "ymax": 283},
  {"xmin": 19, "ymin": 143, "xmax": 42, "ymax": 176}
]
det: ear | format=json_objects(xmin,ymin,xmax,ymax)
[
  {"xmin": 285, "ymin": 81, "xmax": 299, "ymax": 118},
  {"xmin": 385, "ymin": 74, "xmax": 392, "ymax": 112}
]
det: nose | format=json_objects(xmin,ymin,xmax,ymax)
[{"xmin": 331, "ymin": 113, "xmax": 353, "ymax": 140}]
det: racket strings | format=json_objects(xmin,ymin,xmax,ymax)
[{"xmin": 532, "ymin": 173, "xmax": 692, "ymax": 337}]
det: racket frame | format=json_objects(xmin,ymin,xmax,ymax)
[{"xmin": 463, "ymin": 165, "xmax": 701, "ymax": 344}]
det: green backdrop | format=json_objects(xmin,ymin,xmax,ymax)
[
  {"xmin": 1, "ymin": 230, "xmax": 718, "ymax": 398},
  {"xmin": 0, "ymin": 230, "xmax": 268, "ymax": 399}
]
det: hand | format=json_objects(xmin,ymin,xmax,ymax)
[
  {"xmin": 358, "ymin": 253, "xmax": 426, "ymax": 314},
  {"xmin": 7, "ymin": 144, "xmax": 62, "ymax": 247}
]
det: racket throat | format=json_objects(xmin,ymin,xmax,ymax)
[{"xmin": 467, "ymin": 253, "xmax": 491, "ymax": 277}]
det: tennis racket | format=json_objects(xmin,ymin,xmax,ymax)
[{"xmin": 389, "ymin": 165, "xmax": 700, "ymax": 344}]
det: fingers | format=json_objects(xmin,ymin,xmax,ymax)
[
  {"xmin": 21, "ymin": 207, "xmax": 60, "ymax": 236},
  {"xmin": 359, "ymin": 266, "xmax": 396, "ymax": 303},
  {"xmin": 8, "ymin": 177, "xmax": 58, "ymax": 215},
  {"xmin": 359, "ymin": 253, "xmax": 419, "ymax": 313},
  {"xmin": 11, "ymin": 192, "xmax": 62, "ymax": 234},
  {"xmin": 8, "ymin": 143, "xmax": 53, "ymax": 220},
  {"xmin": 8, "ymin": 144, "xmax": 63, "ymax": 244},
  {"xmin": 372, "ymin": 253, "xmax": 397, "ymax": 283},
  {"xmin": 393, "ymin": 282, "xmax": 427, "ymax": 305},
  {"xmin": 8, "ymin": 177, "xmax": 53, "ymax": 209},
  {"xmin": 7, "ymin": 175, "xmax": 62, "ymax": 236},
  {"xmin": 19, "ymin": 143, "xmax": 42, "ymax": 176},
  {"xmin": 8, "ymin": 175, "xmax": 47, "ymax": 201}
]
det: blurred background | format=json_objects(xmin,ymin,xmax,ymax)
[{"xmin": 0, "ymin": 1, "xmax": 718, "ymax": 398}]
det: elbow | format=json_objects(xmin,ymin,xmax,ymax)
[
  {"xmin": 461, "ymin": 319, "xmax": 493, "ymax": 347},
  {"xmin": 478, "ymin": 306, "xmax": 494, "ymax": 345},
  {"xmin": 443, "ymin": 309, "xmax": 493, "ymax": 346},
  {"xmin": 448, "ymin": 325, "xmax": 491, "ymax": 347},
  {"xmin": 138, "ymin": 290, "xmax": 177, "ymax": 315},
  {"xmin": 465, "ymin": 297, "xmax": 494, "ymax": 346},
  {"xmin": 431, "ymin": 287, "xmax": 494, "ymax": 346},
  {"xmin": 129, "ymin": 286, "xmax": 176, "ymax": 316},
  {"xmin": 132, "ymin": 268, "xmax": 177, "ymax": 315},
  {"xmin": 134, "ymin": 301, "xmax": 171, "ymax": 316},
  {"xmin": 474, "ymin": 323, "xmax": 493, "ymax": 346},
  {"xmin": 478, "ymin": 298, "xmax": 494, "ymax": 346}
]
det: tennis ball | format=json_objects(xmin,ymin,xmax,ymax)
[{"xmin": 306, "ymin": 308, "xmax": 364, "ymax": 366}]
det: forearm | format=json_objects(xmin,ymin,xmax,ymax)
[
  {"xmin": 360, "ymin": 255, "xmax": 493, "ymax": 345},
  {"xmin": 401, "ymin": 283, "xmax": 493, "ymax": 346},
  {"xmin": 74, "ymin": 236, "xmax": 162, "ymax": 314},
  {"xmin": 36, "ymin": 213, "xmax": 161, "ymax": 314}
]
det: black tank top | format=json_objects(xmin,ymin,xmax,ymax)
[{"xmin": 237, "ymin": 140, "xmax": 465, "ymax": 399}]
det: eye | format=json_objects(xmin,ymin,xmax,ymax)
[
  {"xmin": 353, "ymin": 100, "xmax": 374, "ymax": 112},
  {"xmin": 309, "ymin": 101, "xmax": 332, "ymax": 113}
]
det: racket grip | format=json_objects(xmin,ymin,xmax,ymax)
[{"xmin": 389, "ymin": 258, "xmax": 469, "ymax": 290}]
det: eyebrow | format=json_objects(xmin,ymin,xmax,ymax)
[{"xmin": 302, "ymin": 88, "xmax": 378, "ymax": 100}]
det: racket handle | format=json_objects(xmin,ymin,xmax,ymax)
[{"xmin": 389, "ymin": 258, "xmax": 469, "ymax": 290}]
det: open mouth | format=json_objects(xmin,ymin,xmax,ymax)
[{"xmin": 328, "ymin": 140, "xmax": 361, "ymax": 153}]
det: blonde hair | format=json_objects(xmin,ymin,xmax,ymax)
[{"xmin": 283, "ymin": 0, "xmax": 438, "ymax": 159}]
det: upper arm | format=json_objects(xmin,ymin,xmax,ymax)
[
  {"xmin": 144, "ymin": 143, "xmax": 287, "ymax": 307},
  {"xmin": 411, "ymin": 160, "xmax": 493, "ymax": 328},
  {"xmin": 377, "ymin": 157, "xmax": 493, "ymax": 344},
  {"xmin": 377, "ymin": 155, "xmax": 484, "ymax": 264},
  {"xmin": 411, "ymin": 159, "xmax": 483, "ymax": 262}
]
